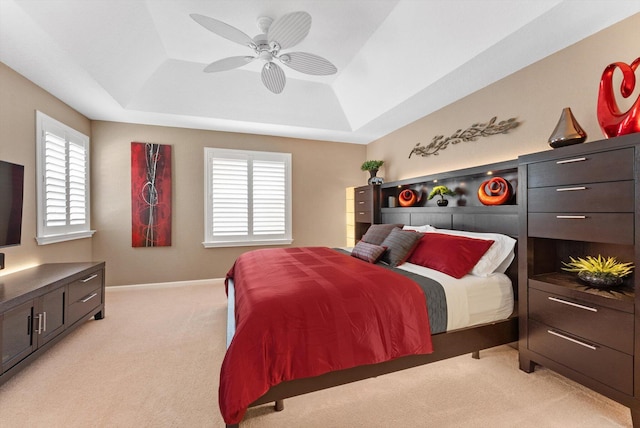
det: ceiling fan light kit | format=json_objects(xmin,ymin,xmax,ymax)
[{"xmin": 190, "ymin": 11, "xmax": 337, "ymax": 94}]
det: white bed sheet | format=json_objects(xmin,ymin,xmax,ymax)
[{"xmin": 396, "ymin": 262, "xmax": 514, "ymax": 331}]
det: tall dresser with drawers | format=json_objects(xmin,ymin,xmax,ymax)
[
  {"xmin": 518, "ymin": 133, "xmax": 639, "ymax": 425},
  {"xmin": 354, "ymin": 185, "xmax": 381, "ymax": 241}
]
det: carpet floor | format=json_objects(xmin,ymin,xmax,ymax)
[{"xmin": 0, "ymin": 280, "xmax": 632, "ymax": 427}]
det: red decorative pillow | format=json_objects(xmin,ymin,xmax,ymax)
[
  {"xmin": 351, "ymin": 241, "xmax": 387, "ymax": 263},
  {"xmin": 407, "ymin": 233, "xmax": 494, "ymax": 279}
]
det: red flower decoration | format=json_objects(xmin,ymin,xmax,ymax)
[{"xmin": 478, "ymin": 177, "xmax": 511, "ymax": 206}]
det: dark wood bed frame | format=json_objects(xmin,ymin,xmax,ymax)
[{"xmin": 224, "ymin": 161, "xmax": 520, "ymax": 427}]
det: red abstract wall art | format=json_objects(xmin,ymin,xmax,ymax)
[{"xmin": 131, "ymin": 142, "xmax": 172, "ymax": 247}]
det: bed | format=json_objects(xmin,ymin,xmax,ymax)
[{"xmin": 220, "ymin": 216, "xmax": 519, "ymax": 427}]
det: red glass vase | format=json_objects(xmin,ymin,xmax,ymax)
[{"xmin": 597, "ymin": 57, "xmax": 640, "ymax": 138}]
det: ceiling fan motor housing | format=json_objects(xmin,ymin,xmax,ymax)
[
  {"xmin": 256, "ymin": 16, "xmax": 273, "ymax": 34},
  {"xmin": 252, "ymin": 34, "xmax": 283, "ymax": 65}
]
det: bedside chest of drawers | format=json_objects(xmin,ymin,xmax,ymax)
[
  {"xmin": 518, "ymin": 133, "xmax": 639, "ymax": 426},
  {"xmin": 353, "ymin": 185, "xmax": 380, "ymax": 241}
]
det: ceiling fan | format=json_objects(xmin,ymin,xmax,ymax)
[{"xmin": 190, "ymin": 11, "xmax": 337, "ymax": 94}]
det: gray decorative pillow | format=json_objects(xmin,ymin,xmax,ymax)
[
  {"xmin": 351, "ymin": 241, "xmax": 386, "ymax": 264},
  {"xmin": 361, "ymin": 223, "xmax": 404, "ymax": 246},
  {"xmin": 379, "ymin": 227, "xmax": 423, "ymax": 267}
]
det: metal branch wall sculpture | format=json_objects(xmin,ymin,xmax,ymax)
[{"xmin": 409, "ymin": 116, "xmax": 521, "ymax": 158}]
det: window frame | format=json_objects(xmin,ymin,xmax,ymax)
[
  {"xmin": 203, "ymin": 147, "xmax": 292, "ymax": 248},
  {"xmin": 35, "ymin": 111, "xmax": 95, "ymax": 245}
]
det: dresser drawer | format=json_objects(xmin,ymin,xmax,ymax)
[
  {"xmin": 355, "ymin": 187, "xmax": 373, "ymax": 204},
  {"xmin": 528, "ymin": 213, "xmax": 633, "ymax": 244},
  {"xmin": 68, "ymin": 270, "xmax": 103, "ymax": 302},
  {"xmin": 527, "ymin": 148, "xmax": 634, "ymax": 188},
  {"xmin": 355, "ymin": 210, "xmax": 373, "ymax": 223},
  {"xmin": 528, "ymin": 288, "xmax": 633, "ymax": 354},
  {"xmin": 528, "ymin": 320, "xmax": 633, "ymax": 394},
  {"xmin": 67, "ymin": 287, "xmax": 103, "ymax": 326},
  {"xmin": 355, "ymin": 198, "xmax": 372, "ymax": 211},
  {"xmin": 528, "ymin": 180, "xmax": 634, "ymax": 213}
]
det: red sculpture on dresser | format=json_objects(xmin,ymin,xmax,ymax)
[{"xmin": 597, "ymin": 57, "xmax": 640, "ymax": 138}]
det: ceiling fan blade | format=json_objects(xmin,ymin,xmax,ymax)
[
  {"xmin": 261, "ymin": 62, "xmax": 286, "ymax": 94},
  {"xmin": 190, "ymin": 13, "xmax": 255, "ymax": 48},
  {"xmin": 267, "ymin": 11, "xmax": 311, "ymax": 50},
  {"xmin": 279, "ymin": 52, "xmax": 337, "ymax": 76},
  {"xmin": 204, "ymin": 56, "xmax": 255, "ymax": 73}
]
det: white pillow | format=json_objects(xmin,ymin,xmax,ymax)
[
  {"xmin": 429, "ymin": 228, "xmax": 516, "ymax": 276},
  {"xmin": 402, "ymin": 224, "xmax": 437, "ymax": 233},
  {"xmin": 493, "ymin": 251, "xmax": 516, "ymax": 274}
]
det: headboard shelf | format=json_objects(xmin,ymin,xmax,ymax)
[
  {"xmin": 381, "ymin": 159, "xmax": 518, "ymax": 210},
  {"xmin": 379, "ymin": 159, "xmax": 519, "ymax": 238},
  {"xmin": 381, "ymin": 159, "xmax": 518, "ymax": 189},
  {"xmin": 381, "ymin": 205, "xmax": 518, "ymax": 214}
]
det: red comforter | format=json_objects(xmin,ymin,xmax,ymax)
[{"xmin": 220, "ymin": 247, "xmax": 433, "ymax": 424}]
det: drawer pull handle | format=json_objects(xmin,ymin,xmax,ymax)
[
  {"xmin": 81, "ymin": 274, "xmax": 98, "ymax": 283},
  {"xmin": 556, "ymin": 157, "xmax": 587, "ymax": 164},
  {"xmin": 81, "ymin": 293, "xmax": 98, "ymax": 303},
  {"xmin": 35, "ymin": 312, "xmax": 46, "ymax": 334},
  {"xmin": 358, "ymin": 201, "xmax": 365, "ymax": 204},
  {"xmin": 359, "ymin": 212, "xmax": 365, "ymax": 215},
  {"xmin": 547, "ymin": 329, "xmax": 597, "ymax": 350},
  {"xmin": 556, "ymin": 215, "xmax": 587, "ymax": 219},
  {"xmin": 555, "ymin": 186, "xmax": 587, "ymax": 192},
  {"xmin": 358, "ymin": 190, "xmax": 365, "ymax": 194},
  {"xmin": 548, "ymin": 296, "xmax": 597, "ymax": 312}
]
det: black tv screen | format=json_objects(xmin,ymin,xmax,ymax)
[{"xmin": 0, "ymin": 160, "xmax": 24, "ymax": 248}]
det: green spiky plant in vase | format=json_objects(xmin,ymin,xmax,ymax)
[
  {"xmin": 428, "ymin": 185, "xmax": 456, "ymax": 207},
  {"xmin": 361, "ymin": 160, "xmax": 384, "ymax": 184},
  {"xmin": 562, "ymin": 255, "xmax": 634, "ymax": 288}
]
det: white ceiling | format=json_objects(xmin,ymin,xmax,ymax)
[{"xmin": 1, "ymin": 0, "xmax": 639, "ymax": 144}]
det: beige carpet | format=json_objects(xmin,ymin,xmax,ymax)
[{"xmin": 0, "ymin": 280, "xmax": 632, "ymax": 428}]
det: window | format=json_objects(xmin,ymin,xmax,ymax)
[
  {"xmin": 35, "ymin": 111, "xmax": 94, "ymax": 245},
  {"xmin": 204, "ymin": 147, "xmax": 292, "ymax": 247}
]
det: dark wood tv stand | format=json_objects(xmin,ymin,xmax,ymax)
[{"xmin": 0, "ymin": 262, "xmax": 105, "ymax": 385}]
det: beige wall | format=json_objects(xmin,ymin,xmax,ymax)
[
  {"xmin": 90, "ymin": 122, "xmax": 365, "ymax": 285},
  {"xmin": 367, "ymin": 14, "xmax": 640, "ymax": 182},
  {"xmin": 0, "ymin": 62, "xmax": 92, "ymax": 275}
]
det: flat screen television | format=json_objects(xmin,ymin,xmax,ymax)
[{"xmin": 0, "ymin": 160, "xmax": 25, "ymax": 248}]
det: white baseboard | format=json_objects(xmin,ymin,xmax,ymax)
[{"xmin": 106, "ymin": 278, "xmax": 225, "ymax": 290}]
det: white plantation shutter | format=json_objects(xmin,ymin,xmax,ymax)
[
  {"xmin": 36, "ymin": 111, "xmax": 94, "ymax": 244},
  {"xmin": 204, "ymin": 148, "xmax": 292, "ymax": 247},
  {"xmin": 43, "ymin": 131, "xmax": 68, "ymax": 227},
  {"xmin": 253, "ymin": 160, "xmax": 286, "ymax": 235},
  {"xmin": 68, "ymin": 139, "xmax": 87, "ymax": 225},
  {"xmin": 211, "ymin": 157, "xmax": 249, "ymax": 237}
]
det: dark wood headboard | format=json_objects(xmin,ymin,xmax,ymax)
[{"xmin": 378, "ymin": 160, "xmax": 519, "ymax": 296}]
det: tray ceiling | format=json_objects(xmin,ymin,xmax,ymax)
[{"xmin": 1, "ymin": 0, "xmax": 638, "ymax": 144}]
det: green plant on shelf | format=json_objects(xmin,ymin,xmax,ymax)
[
  {"xmin": 427, "ymin": 185, "xmax": 456, "ymax": 201},
  {"xmin": 562, "ymin": 254, "xmax": 634, "ymax": 279}
]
